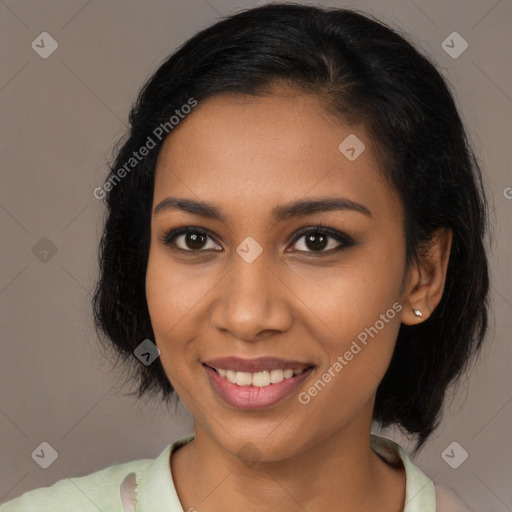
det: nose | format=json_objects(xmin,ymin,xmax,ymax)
[{"xmin": 210, "ymin": 251, "xmax": 293, "ymax": 342}]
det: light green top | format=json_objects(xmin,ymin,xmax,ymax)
[{"xmin": 0, "ymin": 434, "xmax": 471, "ymax": 511}]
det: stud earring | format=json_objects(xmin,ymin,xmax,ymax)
[{"xmin": 412, "ymin": 309, "xmax": 423, "ymax": 318}]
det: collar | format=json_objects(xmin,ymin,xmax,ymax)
[
  {"xmin": 126, "ymin": 434, "xmax": 436, "ymax": 511},
  {"xmin": 370, "ymin": 435, "xmax": 436, "ymax": 511}
]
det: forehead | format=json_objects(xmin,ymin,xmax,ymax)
[{"xmin": 153, "ymin": 89, "xmax": 401, "ymax": 223}]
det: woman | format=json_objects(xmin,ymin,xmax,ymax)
[{"xmin": 1, "ymin": 3, "xmax": 489, "ymax": 511}]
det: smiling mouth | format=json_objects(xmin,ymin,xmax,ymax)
[
  {"xmin": 202, "ymin": 358, "xmax": 315, "ymax": 410},
  {"xmin": 204, "ymin": 365, "xmax": 314, "ymax": 387}
]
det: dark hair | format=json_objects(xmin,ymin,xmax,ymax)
[{"xmin": 92, "ymin": 2, "xmax": 490, "ymax": 452}]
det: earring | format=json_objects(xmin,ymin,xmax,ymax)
[{"xmin": 412, "ymin": 309, "xmax": 423, "ymax": 318}]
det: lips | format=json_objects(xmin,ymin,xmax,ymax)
[{"xmin": 202, "ymin": 356, "xmax": 315, "ymax": 410}]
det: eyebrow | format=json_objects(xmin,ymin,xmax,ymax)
[{"xmin": 153, "ymin": 196, "xmax": 372, "ymax": 222}]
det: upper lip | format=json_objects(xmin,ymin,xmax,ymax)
[{"xmin": 203, "ymin": 356, "xmax": 313, "ymax": 373}]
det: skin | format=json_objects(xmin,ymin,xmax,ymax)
[{"xmin": 145, "ymin": 86, "xmax": 452, "ymax": 512}]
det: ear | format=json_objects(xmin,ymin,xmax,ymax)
[{"xmin": 401, "ymin": 228, "xmax": 453, "ymax": 325}]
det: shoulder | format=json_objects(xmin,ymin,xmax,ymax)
[
  {"xmin": 0, "ymin": 457, "xmax": 152, "ymax": 511},
  {"xmin": 435, "ymin": 483, "xmax": 478, "ymax": 512}
]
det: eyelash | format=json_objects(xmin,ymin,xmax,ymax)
[{"xmin": 158, "ymin": 223, "xmax": 355, "ymax": 256}]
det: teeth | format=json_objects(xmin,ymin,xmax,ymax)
[
  {"xmin": 252, "ymin": 371, "xmax": 271, "ymax": 387},
  {"xmin": 270, "ymin": 369, "xmax": 284, "ymax": 384},
  {"xmin": 214, "ymin": 367, "xmax": 308, "ymax": 387},
  {"xmin": 235, "ymin": 372, "xmax": 252, "ymax": 386}
]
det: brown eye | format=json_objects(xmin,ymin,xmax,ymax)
[
  {"xmin": 182, "ymin": 231, "xmax": 208, "ymax": 250},
  {"xmin": 289, "ymin": 226, "xmax": 355, "ymax": 254},
  {"xmin": 303, "ymin": 232, "xmax": 329, "ymax": 251},
  {"xmin": 161, "ymin": 227, "xmax": 222, "ymax": 252}
]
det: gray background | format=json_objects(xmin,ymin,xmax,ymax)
[{"xmin": 0, "ymin": 0, "xmax": 511, "ymax": 510}]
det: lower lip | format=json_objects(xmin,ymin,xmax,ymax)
[{"xmin": 204, "ymin": 365, "xmax": 314, "ymax": 410}]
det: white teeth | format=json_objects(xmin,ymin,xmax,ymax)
[
  {"xmin": 252, "ymin": 371, "xmax": 271, "ymax": 387},
  {"xmin": 213, "ymin": 367, "xmax": 308, "ymax": 387},
  {"xmin": 269, "ymin": 369, "xmax": 285, "ymax": 384},
  {"xmin": 226, "ymin": 370, "xmax": 237, "ymax": 384},
  {"xmin": 235, "ymin": 372, "xmax": 253, "ymax": 386}
]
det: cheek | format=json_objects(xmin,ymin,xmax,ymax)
[
  {"xmin": 292, "ymin": 239, "xmax": 404, "ymax": 416},
  {"xmin": 145, "ymin": 249, "xmax": 195, "ymax": 357},
  {"xmin": 145, "ymin": 245, "xmax": 211, "ymax": 332},
  {"xmin": 297, "ymin": 309, "xmax": 402, "ymax": 435},
  {"xmin": 145, "ymin": 253, "xmax": 195, "ymax": 393},
  {"xmin": 145, "ymin": 246, "xmax": 220, "ymax": 383},
  {"xmin": 286, "ymin": 235, "xmax": 405, "ymax": 341},
  {"xmin": 145, "ymin": 252, "xmax": 175, "ymax": 331}
]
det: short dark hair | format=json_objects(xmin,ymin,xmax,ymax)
[{"xmin": 92, "ymin": 2, "xmax": 490, "ymax": 453}]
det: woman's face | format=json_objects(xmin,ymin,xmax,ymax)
[{"xmin": 146, "ymin": 88, "xmax": 409, "ymax": 461}]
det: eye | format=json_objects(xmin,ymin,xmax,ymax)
[
  {"xmin": 160, "ymin": 224, "xmax": 355, "ymax": 255},
  {"xmin": 288, "ymin": 225, "xmax": 355, "ymax": 254},
  {"xmin": 160, "ymin": 227, "xmax": 222, "ymax": 252}
]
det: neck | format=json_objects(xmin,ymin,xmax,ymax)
[{"xmin": 171, "ymin": 409, "xmax": 405, "ymax": 512}]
